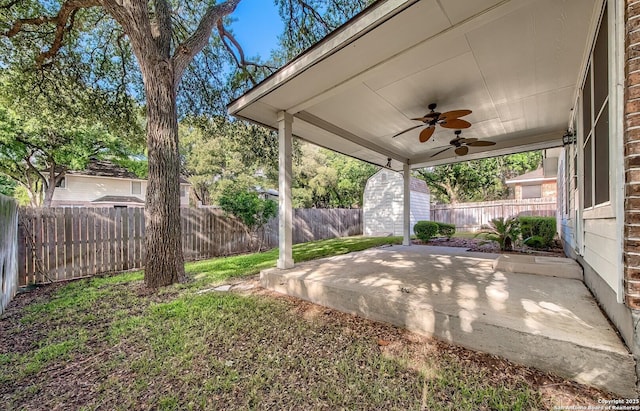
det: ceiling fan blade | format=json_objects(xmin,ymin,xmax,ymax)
[
  {"xmin": 459, "ymin": 138, "xmax": 478, "ymax": 144},
  {"xmin": 467, "ymin": 140, "xmax": 496, "ymax": 147},
  {"xmin": 393, "ymin": 124, "xmax": 423, "ymax": 138},
  {"xmin": 410, "ymin": 117, "xmax": 428, "ymax": 122},
  {"xmin": 440, "ymin": 119, "xmax": 472, "ymax": 129},
  {"xmin": 419, "ymin": 126, "xmax": 435, "ymax": 143},
  {"xmin": 430, "ymin": 146, "xmax": 452, "ymax": 158},
  {"xmin": 440, "ymin": 109, "xmax": 472, "ymax": 120},
  {"xmin": 455, "ymin": 146, "xmax": 469, "ymax": 156}
]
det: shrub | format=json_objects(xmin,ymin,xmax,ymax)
[
  {"xmin": 476, "ymin": 217, "xmax": 521, "ymax": 251},
  {"xmin": 414, "ymin": 221, "xmax": 439, "ymax": 242},
  {"xmin": 519, "ymin": 216, "xmax": 556, "ymax": 249},
  {"xmin": 523, "ymin": 235, "xmax": 547, "ymax": 249},
  {"xmin": 435, "ymin": 222, "xmax": 456, "ymax": 239}
]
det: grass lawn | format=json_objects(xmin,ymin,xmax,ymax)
[{"xmin": 0, "ymin": 236, "xmax": 605, "ymax": 410}]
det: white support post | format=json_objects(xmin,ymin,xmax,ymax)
[
  {"xmin": 403, "ymin": 163, "xmax": 411, "ymax": 246},
  {"xmin": 277, "ymin": 111, "xmax": 294, "ymax": 269}
]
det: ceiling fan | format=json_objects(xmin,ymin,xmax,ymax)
[
  {"xmin": 430, "ymin": 130, "xmax": 496, "ymax": 157},
  {"xmin": 393, "ymin": 103, "xmax": 472, "ymax": 143}
]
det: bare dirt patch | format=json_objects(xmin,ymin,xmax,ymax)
[
  {"xmin": 1, "ymin": 276, "xmax": 615, "ymax": 410},
  {"xmin": 240, "ymin": 281, "xmax": 612, "ymax": 409}
]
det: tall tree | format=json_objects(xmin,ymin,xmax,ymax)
[
  {"xmin": 1, "ymin": 0, "xmax": 373, "ymax": 288},
  {"xmin": 0, "ymin": 68, "xmax": 142, "ymax": 207},
  {"xmin": 2, "ymin": 0, "xmax": 245, "ymax": 287},
  {"xmin": 180, "ymin": 116, "xmax": 279, "ymax": 206},
  {"xmin": 293, "ymin": 144, "xmax": 377, "ymax": 208}
]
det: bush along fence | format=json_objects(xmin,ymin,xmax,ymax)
[
  {"xmin": 429, "ymin": 198, "xmax": 557, "ymax": 232},
  {"xmin": 17, "ymin": 207, "xmax": 363, "ymax": 286},
  {"xmin": 1, "ymin": 195, "xmax": 19, "ymax": 314}
]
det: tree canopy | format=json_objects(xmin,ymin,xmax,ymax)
[
  {"xmin": 292, "ymin": 144, "xmax": 378, "ymax": 208},
  {"xmin": 416, "ymin": 151, "xmax": 543, "ymax": 204},
  {"xmin": 0, "ymin": 0, "xmax": 376, "ymax": 287},
  {"xmin": 0, "ymin": 67, "xmax": 144, "ymax": 206}
]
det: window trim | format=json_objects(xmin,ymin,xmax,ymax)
[{"xmin": 131, "ymin": 181, "xmax": 142, "ymax": 195}]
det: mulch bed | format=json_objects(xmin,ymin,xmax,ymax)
[{"xmin": 418, "ymin": 237, "xmax": 566, "ymax": 257}]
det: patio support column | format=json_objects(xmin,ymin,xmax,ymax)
[
  {"xmin": 277, "ymin": 111, "xmax": 294, "ymax": 269},
  {"xmin": 403, "ymin": 163, "xmax": 411, "ymax": 246}
]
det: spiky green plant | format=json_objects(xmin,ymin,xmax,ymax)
[{"xmin": 475, "ymin": 217, "xmax": 521, "ymax": 251}]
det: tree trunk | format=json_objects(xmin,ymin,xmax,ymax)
[{"xmin": 141, "ymin": 60, "xmax": 185, "ymax": 288}]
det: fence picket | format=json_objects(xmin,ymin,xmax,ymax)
[
  {"xmin": 429, "ymin": 198, "xmax": 557, "ymax": 232},
  {"xmin": 17, "ymin": 207, "xmax": 363, "ymax": 283}
]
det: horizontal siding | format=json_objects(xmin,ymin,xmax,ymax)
[
  {"xmin": 53, "ymin": 176, "xmax": 145, "ymax": 203},
  {"xmin": 52, "ymin": 176, "xmax": 190, "ymax": 206},
  {"xmin": 364, "ymin": 169, "xmax": 430, "ymax": 236},
  {"xmin": 583, "ymin": 218, "xmax": 618, "ymax": 292}
]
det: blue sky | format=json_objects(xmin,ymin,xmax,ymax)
[{"xmin": 229, "ymin": 0, "xmax": 284, "ymax": 59}]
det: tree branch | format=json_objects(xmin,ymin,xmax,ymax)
[
  {"xmin": 297, "ymin": 0, "xmax": 331, "ymax": 33},
  {"xmin": 0, "ymin": 0, "xmax": 20, "ymax": 10},
  {"xmin": 172, "ymin": 0, "xmax": 242, "ymax": 81},
  {"xmin": 153, "ymin": 0, "xmax": 172, "ymax": 57},
  {"xmin": 216, "ymin": 22, "xmax": 277, "ymax": 86},
  {"xmin": 4, "ymin": 0, "xmax": 101, "ymax": 66}
]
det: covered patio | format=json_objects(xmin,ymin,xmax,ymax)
[
  {"xmin": 262, "ymin": 245, "xmax": 636, "ymax": 396},
  {"xmin": 228, "ymin": 0, "xmax": 600, "ymax": 266},
  {"xmin": 228, "ymin": 0, "xmax": 636, "ymax": 396}
]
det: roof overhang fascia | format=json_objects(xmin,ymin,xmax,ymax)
[{"xmin": 227, "ymin": 0, "xmax": 418, "ymax": 116}]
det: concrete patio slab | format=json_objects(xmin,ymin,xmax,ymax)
[{"xmin": 261, "ymin": 245, "xmax": 636, "ymax": 397}]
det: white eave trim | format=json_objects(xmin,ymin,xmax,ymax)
[{"xmin": 505, "ymin": 177, "xmax": 558, "ymax": 184}]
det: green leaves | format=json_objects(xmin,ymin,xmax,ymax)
[
  {"xmin": 218, "ymin": 185, "xmax": 277, "ymax": 232},
  {"xmin": 0, "ymin": 67, "xmax": 144, "ymax": 206},
  {"xmin": 476, "ymin": 217, "xmax": 521, "ymax": 251},
  {"xmin": 293, "ymin": 144, "xmax": 377, "ymax": 208},
  {"xmin": 417, "ymin": 152, "xmax": 543, "ymax": 204}
]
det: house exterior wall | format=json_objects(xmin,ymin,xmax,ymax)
[
  {"xmin": 513, "ymin": 181, "xmax": 557, "ymax": 200},
  {"xmin": 625, "ymin": 0, "xmax": 640, "ymax": 310},
  {"xmin": 558, "ymin": 0, "xmax": 638, "ymax": 361},
  {"xmin": 363, "ymin": 169, "xmax": 430, "ymax": 236},
  {"xmin": 51, "ymin": 175, "xmax": 190, "ymax": 207}
]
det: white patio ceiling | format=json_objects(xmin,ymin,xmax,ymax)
[{"xmin": 228, "ymin": 0, "xmax": 599, "ymax": 171}]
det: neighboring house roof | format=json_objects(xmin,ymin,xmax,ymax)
[
  {"xmin": 67, "ymin": 160, "xmax": 140, "ymax": 179},
  {"xmin": 66, "ymin": 160, "xmax": 190, "ymax": 184},
  {"xmin": 92, "ymin": 195, "xmax": 145, "ymax": 204},
  {"xmin": 505, "ymin": 168, "xmax": 557, "ymax": 185},
  {"xmin": 256, "ymin": 187, "xmax": 279, "ymax": 197}
]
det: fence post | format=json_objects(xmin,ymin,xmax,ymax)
[{"xmin": 1, "ymin": 195, "xmax": 19, "ymax": 314}]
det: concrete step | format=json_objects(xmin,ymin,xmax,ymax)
[{"xmin": 493, "ymin": 254, "xmax": 583, "ymax": 280}]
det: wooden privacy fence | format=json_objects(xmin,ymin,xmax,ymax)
[
  {"xmin": 18, "ymin": 207, "xmax": 363, "ymax": 285},
  {"xmin": 1, "ymin": 195, "xmax": 19, "ymax": 314},
  {"xmin": 429, "ymin": 198, "xmax": 557, "ymax": 232}
]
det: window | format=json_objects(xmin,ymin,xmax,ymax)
[
  {"xmin": 55, "ymin": 177, "xmax": 66, "ymax": 188},
  {"xmin": 180, "ymin": 185, "xmax": 187, "ymax": 198},
  {"xmin": 580, "ymin": 5, "xmax": 609, "ymax": 209},
  {"xmin": 522, "ymin": 185, "xmax": 542, "ymax": 199},
  {"xmin": 131, "ymin": 181, "xmax": 142, "ymax": 195}
]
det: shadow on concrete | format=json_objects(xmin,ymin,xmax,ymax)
[{"xmin": 261, "ymin": 245, "xmax": 636, "ymax": 397}]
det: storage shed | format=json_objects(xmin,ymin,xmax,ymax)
[{"xmin": 363, "ymin": 169, "xmax": 430, "ymax": 236}]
